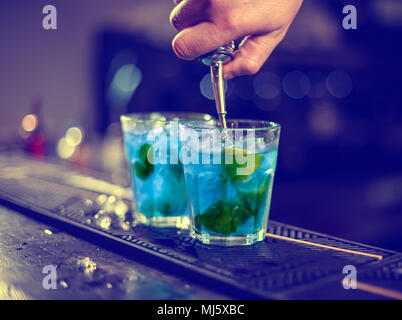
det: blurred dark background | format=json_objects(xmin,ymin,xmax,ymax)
[{"xmin": 0, "ymin": 0, "xmax": 401, "ymax": 250}]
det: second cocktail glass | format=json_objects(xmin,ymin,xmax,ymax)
[{"xmin": 121, "ymin": 112, "xmax": 213, "ymax": 228}]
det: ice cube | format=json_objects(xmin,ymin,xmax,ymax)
[
  {"xmin": 196, "ymin": 170, "xmax": 224, "ymax": 213},
  {"xmin": 235, "ymin": 167, "xmax": 274, "ymax": 194},
  {"xmin": 146, "ymin": 126, "xmax": 165, "ymax": 141},
  {"xmin": 152, "ymin": 164, "xmax": 187, "ymax": 215},
  {"xmin": 262, "ymin": 149, "xmax": 277, "ymax": 168}
]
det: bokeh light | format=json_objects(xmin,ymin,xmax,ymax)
[
  {"xmin": 307, "ymin": 71, "xmax": 327, "ymax": 99},
  {"xmin": 21, "ymin": 114, "xmax": 38, "ymax": 132},
  {"xmin": 65, "ymin": 126, "xmax": 83, "ymax": 147},
  {"xmin": 108, "ymin": 63, "xmax": 142, "ymax": 108},
  {"xmin": 326, "ymin": 70, "xmax": 353, "ymax": 98},
  {"xmin": 57, "ymin": 137, "xmax": 76, "ymax": 159},
  {"xmin": 200, "ymin": 73, "xmax": 228, "ymax": 100},
  {"xmin": 253, "ymin": 72, "xmax": 282, "ymax": 99},
  {"xmin": 200, "ymin": 73, "xmax": 214, "ymax": 100},
  {"xmin": 282, "ymin": 71, "xmax": 311, "ymax": 99},
  {"xmin": 113, "ymin": 64, "xmax": 142, "ymax": 93},
  {"xmin": 308, "ymin": 101, "xmax": 341, "ymax": 138}
]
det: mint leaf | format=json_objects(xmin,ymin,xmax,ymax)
[
  {"xmin": 134, "ymin": 144, "xmax": 154, "ymax": 180},
  {"xmin": 156, "ymin": 201, "xmax": 173, "ymax": 215},
  {"xmin": 195, "ymin": 200, "xmax": 237, "ymax": 235},
  {"xmin": 196, "ymin": 197, "xmax": 256, "ymax": 235},
  {"xmin": 134, "ymin": 162, "xmax": 152, "ymax": 180},
  {"xmin": 195, "ymin": 174, "xmax": 272, "ymax": 235}
]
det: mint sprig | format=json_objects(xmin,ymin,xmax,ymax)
[{"xmin": 195, "ymin": 175, "xmax": 271, "ymax": 235}]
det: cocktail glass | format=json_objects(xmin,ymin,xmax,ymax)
[
  {"xmin": 121, "ymin": 112, "xmax": 213, "ymax": 228},
  {"xmin": 179, "ymin": 119, "xmax": 280, "ymax": 245}
]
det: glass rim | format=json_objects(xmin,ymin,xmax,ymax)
[
  {"xmin": 120, "ymin": 112, "xmax": 213, "ymax": 124},
  {"xmin": 180, "ymin": 119, "xmax": 281, "ymax": 131}
]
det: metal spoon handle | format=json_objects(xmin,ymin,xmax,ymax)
[
  {"xmin": 210, "ymin": 62, "xmax": 227, "ymax": 128},
  {"xmin": 200, "ymin": 42, "xmax": 235, "ymax": 128}
]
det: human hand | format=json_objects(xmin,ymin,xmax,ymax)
[{"xmin": 170, "ymin": 0, "xmax": 303, "ymax": 80}]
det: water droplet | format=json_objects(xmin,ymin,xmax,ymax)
[
  {"xmin": 83, "ymin": 199, "xmax": 93, "ymax": 207},
  {"xmin": 77, "ymin": 257, "xmax": 97, "ymax": 276},
  {"xmin": 96, "ymin": 194, "xmax": 108, "ymax": 205}
]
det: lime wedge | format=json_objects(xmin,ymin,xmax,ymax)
[{"xmin": 222, "ymin": 147, "xmax": 264, "ymax": 182}]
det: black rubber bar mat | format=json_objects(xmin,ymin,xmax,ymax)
[{"xmin": 0, "ymin": 154, "xmax": 401, "ymax": 299}]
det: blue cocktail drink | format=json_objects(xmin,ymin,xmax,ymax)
[
  {"xmin": 121, "ymin": 112, "xmax": 213, "ymax": 228},
  {"xmin": 180, "ymin": 120, "xmax": 280, "ymax": 245}
]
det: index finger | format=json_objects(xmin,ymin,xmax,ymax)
[
  {"xmin": 170, "ymin": 0, "xmax": 208, "ymax": 31},
  {"xmin": 172, "ymin": 21, "xmax": 236, "ymax": 60}
]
